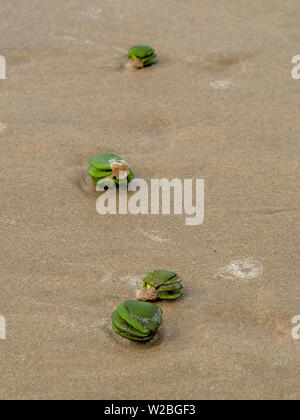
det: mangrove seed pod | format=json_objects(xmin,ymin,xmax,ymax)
[
  {"xmin": 88, "ymin": 153, "xmax": 134, "ymax": 187},
  {"xmin": 111, "ymin": 300, "xmax": 162, "ymax": 342},
  {"xmin": 137, "ymin": 270, "xmax": 184, "ymax": 301},
  {"xmin": 128, "ymin": 45, "xmax": 157, "ymax": 68}
]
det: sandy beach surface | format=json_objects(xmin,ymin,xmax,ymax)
[{"xmin": 0, "ymin": 0, "xmax": 299, "ymax": 400}]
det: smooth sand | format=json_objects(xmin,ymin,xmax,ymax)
[{"xmin": 0, "ymin": 0, "xmax": 299, "ymax": 400}]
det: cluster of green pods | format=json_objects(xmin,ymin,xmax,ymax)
[
  {"xmin": 90, "ymin": 46, "xmax": 185, "ymax": 343},
  {"xmin": 111, "ymin": 300, "xmax": 163, "ymax": 342},
  {"xmin": 88, "ymin": 153, "xmax": 134, "ymax": 188},
  {"xmin": 128, "ymin": 45, "xmax": 157, "ymax": 68},
  {"xmin": 111, "ymin": 271, "xmax": 184, "ymax": 343}
]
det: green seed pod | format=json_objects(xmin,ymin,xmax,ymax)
[
  {"xmin": 111, "ymin": 300, "xmax": 162, "ymax": 342},
  {"xmin": 128, "ymin": 45, "xmax": 157, "ymax": 68},
  {"xmin": 137, "ymin": 270, "xmax": 184, "ymax": 302},
  {"xmin": 88, "ymin": 153, "xmax": 134, "ymax": 187}
]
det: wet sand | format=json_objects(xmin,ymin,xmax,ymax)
[{"xmin": 0, "ymin": 0, "xmax": 299, "ymax": 400}]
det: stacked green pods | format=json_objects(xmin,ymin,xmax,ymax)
[
  {"xmin": 111, "ymin": 300, "xmax": 162, "ymax": 342},
  {"xmin": 128, "ymin": 45, "xmax": 157, "ymax": 68},
  {"xmin": 138, "ymin": 270, "xmax": 184, "ymax": 301},
  {"xmin": 88, "ymin": 153, "xmax": 134, "ymax": 187}
]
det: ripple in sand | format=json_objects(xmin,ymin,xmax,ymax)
[
  {"xmin": 119, "ymin": 274, "xmax": 145, "ymax": 291},
  {"xmin": 0, "ymin": 123, "xmax": 7, "ymax": 133},
  {"xmin": 99, "ymin": 317, "xmax": 116, "ymax": 342},
  {"xmin": 76, "ymin": 172, "xmax": 98, "ymax": 195},
  {"xmin": 217, "ymin": 259, "xmax": 263, "ymax": 281},
  {"xmin": 79, "ymin": 8, "xmax": 103, "ymax": 19},
  {"xmin": 209, "ymin": 80, "xmax": 233, "ymax": 89},
  {"xmin": 186, "ymin": 52, "xmax": 251, "ymax": 74},
  {"xmin": 143, "ymin": 231, "xmax": 170, "ymax": 244}
]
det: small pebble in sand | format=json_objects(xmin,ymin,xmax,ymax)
[{"xmin": 136, "ymin": 286, "xmax": 158, "ymax": 302}]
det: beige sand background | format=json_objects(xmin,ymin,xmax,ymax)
[{"xmin": 0, "ymin": 0, "xmax": 299, "ymax": 400}]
